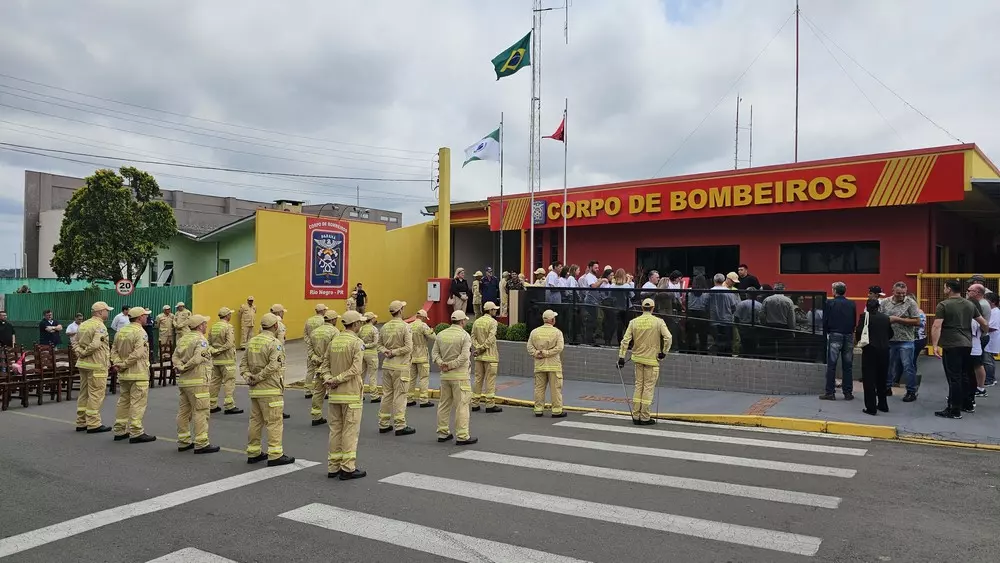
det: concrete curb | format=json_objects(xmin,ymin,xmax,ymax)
[{"xmin": 896, "ymin": 435, "xmax": 1000, "ymax": 451}]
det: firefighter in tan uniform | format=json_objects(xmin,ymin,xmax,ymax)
[
  {"xmin": 208, "ymin": 307, "xmax": 242, "ymax": 415},
  {"xmin": 378, "ymin": 300, "xmax": 416, "ymax": 435},
  {"xmin": 432, "ymin": 310, "xmax": 478, "ymax": 445},
  {"xmin": 240, "ymin": 313, "xmax": 295, "ymax": 466},
  {"xmin": 407, "ymin": 309, "xmax": 436, "ymax": 408},
  {"xmin": 238, "ymin": 296, "xmax": 256, "ymax": 349},
  {"xmin": 618, "ymin": 298, "xmax": 672, "ymax": 425},
  {"xmin": 309, "ymin": 309, "xmax": 340, "ymax": 426},
  {"xmin": 472, "ymin": 271, "xmax": 484, "ymax": 317},
  {"xmin": 359, "ymin": 312, "xmax": 381, "ymax": 402},
  {"xmin": 345, "ymin": 292, "xmax": 357, "ymax": 312},
  {"xmin": 268, "ymin": 304, "xmax": 290, "ymax": 419},
  {"xmin": 172, "ymin": 315, "xmax": 221, "ymax": 454},
  {"xmin": 155, "ymin": 305, "xmax": 173, "ymax": 350},
  {"xmin": 471, "ymin": 302, "xmax": 502, "ymax": 413},
  {"xmin": 173, "ymin": 302, "xmax": 191, "ymax": 337},
  {"xmin": 74, "ymin": 301, "xmax": 114, "ymax": 433},
  {"xmin": 112, "ymin": 307, "xmax": 157, "ymax": 442},
  {"xmin": 319, "ymin": 310, "xmax": 367, "ymax": 480},
  {"xmin": 499, "ymin": 272, "xmax": 509, "ymax": 318},
  {"xmin": 303, "ymin": 304, "xmax": 328, "ymax": 400},
  {"xmin": 528, "ymin": 309, "xmax": 566, "ymax": 418}
]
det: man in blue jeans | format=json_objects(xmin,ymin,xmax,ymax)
[
  {"xmin": 820, "ymin": 282, "xmax": 856, "ymax": 400},
  {"xmin": 881, "ymin": 281, "xmax": 921, "ymax": 402}
]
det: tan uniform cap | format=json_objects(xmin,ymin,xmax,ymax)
[
  {"xmin": 483, "ymin": 302, "xmax": 499, "ymax": 312},
  {"xmin": 542, "ymin": 309, "xmax": 558, "ymax": 321},
  {"xmin": 128, "ymin": 306, "xmax": 151, "ymax": 319},
  {"xmin": 218, "ymin": 307, "xmax": 233, "ymax": 317},
  {"xmin": 323, "ymin": 309, "xmax": 340, "ymax": 321},
  {"xmin": 341, "ymin": 310, "xmax": 364, "ymax": 325},
  {"xmin": 261, "ymin": 312, "xmax": 280, "ymax": 328},
  {"xmin": 92, "ymin": 301, "xmax": 114, "ymax": 312},
  {"xmin": 364, "ymin": 312, "xmax": 378, "ymax": 321},
  {"xmin": 270, "ymin": 304, "xmax": 286, "ymax": 314},
  {"xmin": 642, "ymin": 298, "xmax": 655, "ymax": 308},
  {"xmin": 314, "ymin": 303, "xmax": 328, "ymax": 313},
  {"xmin": 162, "ymin": 305, "xmax": 171, "ymax": 310},
  {"xmin": 415, "ymin": 309, "xmax": 428, "ymax": 318},
  {"xmin": 176, "ymin": 302, "xmax": 186, "ymax": 307},
  {"xmin": 247, "ymin": 296, "xmax": 254, "ymax": 301},
  {"xmin": 534, "ymin": 268, "xmax": 545, "ymax": 275},
  {"xmin": 187, "ymin": 314, "xmax": 210, "ymax": 329},
  {"xmin": 451, "ymin": 310, "xmax": 468, "ymax": 321},
  {"xmin": 388, "ymin": 300, "xmax": 406, "ymax": 313}
]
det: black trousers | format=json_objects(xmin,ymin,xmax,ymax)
[
  {"xmin": 941, "ymin": 347, "xmax": 972, "ymax": 411},
  {"xmin": 861, "ymin": 346, "xmax": 888, "ymax": 412}
]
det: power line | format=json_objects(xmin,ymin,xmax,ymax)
[
  {"xmin": 800, "ymin": 13, "xmax": 963, "ymax": 144},
  {"xmin": 0, "ymin": 142, "xmax": 429, "ymax": 182},
  {"xmin": 800, "ymin": 17, "xmax": 905, "ymax": 144},
  {"xmin": 0, "ymin": 145, "xmax": 432, "ymax": 204},
  {"xmin": 0, "ymin": 101, "xmax": 428, "ymax": 178},
  {"xmin": 0, "ymin": 72, "xmax": 433, "ymax": 156},
  {"xmin": 0, "ymin": 83, "xmax": 431, "ymax": 166},
  {"xmin": 650, "ymin": 10, "xmax": 796, "ymax": 178},
  {"xmin": 0, "ymin": 119, "xmax": 424, "ymax": 198}
]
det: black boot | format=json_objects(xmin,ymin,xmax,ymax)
[
  {"xmin": 129, "ymin": 433, "xmax": 157, "ymax": 444},
  {"xmin": 339, "ymin": 469, "xmax": 367, "ymax": 480},
  {"xmin": 485, "ymin": 406, "xmax": 503, "ymax": 413},
  {"xmin": 419, "ymin": 402, "xmax": 435, "ymax": 408},
  {"xmin": 76, "ymin": 426, "xmax": 87, "ymax": 432},
  {"xmin": 210, "ymin": 407, "xmax": 222, "ymax": 414},
  {"xmin": 437, "ymin": 434, "xmax": 454, "ymax": 442},
  {"xmin": 406, "ymin": 401, "xmax": 417, "ymax": 407},
  {"xmin": 113, "ymin": 434, "xmax": 129, "ymax": 441},
  {"xmin": 87, "ymin": 425, "xmax": 112, "ymax": 434},
  {"xmin": 312, "ymin": 418, "xmax": 328, "ymax": 426},
  {"xmin": 471, "ymin": 406, "xmax": 481, "ymax": 412},
  {"xmin": 178, "ymin": 443, "xmax": 195, "ymax": 452},
  {"xmin": 370, "ymin": 397, "xmax": 382, "ymax": 403},
  {"xmin": 247, "ymin": 453, "xmax": 268, "ymax": 464},
  {"xmin": 304, "ymin": 393, "xmax": 313, "ymax": 399},
  {"xmin": 267, "ymin": 455, "xmax": 295, "ymax": 467},
  {"xmin": 378, "ymin": 426, "xmax": 393, "ymax": 434},
  {"xmin": 551, "ymin": 412, "xmax": 567, "ymax": 418},
  {"xmin": 224, "ymin": 407, "xmax": 244, "ymax": 415},
  {"xmin": 456, "ymin": 437, "xmax": 479, "ymax": 446},
  {"xmin": 395, "ymin": 427, "xmax": 416, "ymax": 436},
  {"xmin": 282, "ymin": 413, "xmax": 291, "ymax": 419},
  {"xmin": 194, "ymin": 445, "xmax": 221, "ymax": 454}
]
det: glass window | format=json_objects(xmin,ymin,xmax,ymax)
[
  {"xmin": 780, "ymin": 242, "xmax": 880, "ymax": 274},
  {"xmin": 389, "ymin": 217, "xmax": 398, "ymax": 223}
]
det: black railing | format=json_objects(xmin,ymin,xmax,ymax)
[{"xmin": 521, "ymin": 286, "xmax": 829, "ymax": 364}]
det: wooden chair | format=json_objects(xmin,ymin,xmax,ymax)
[
  {"xmin": 0, "ymin": 346, "xmax": 28, "ymax": 410},
  {"xmin": 153, "ymin": 340, "xmax": 176, "ymax": 387},
  {"xmin": 53, "ymin": 347, "xmax": 74, "ymax": 401},
  {"xmin": 32, "ymin": 345, "xmax": 63, "ymax": 404}
]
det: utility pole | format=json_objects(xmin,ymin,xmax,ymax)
[{"xmin": 734, "ymin": 95, "xmax": 741, "ymax": 170}]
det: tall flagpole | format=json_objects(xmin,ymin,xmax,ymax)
[
  {"xmin": 499, "ymin": 112, "xmax": 504, "ymax": 274},
  {"xmin": 794, "ymin": 0, "xmax": 800, "ymax": 162},
  {"xmin": 528, "ymin": 1, "xmax": 542, "ymax": 274},
  {"xmin": 562, "ymin": 98, "xmax": 568, "ymax": 262}
]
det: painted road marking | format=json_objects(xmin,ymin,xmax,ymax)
[
  {"xmin": 381, "ymin": 472, "xmax": 823, "ymax": 557},
  {"xmin": 450, "ymin": 450, "xmax": 842, "ymax": 509},
  {"xmin": 510, "ymin": 434, "xmax": 857, "ymax": 478},
  {"xmin": 583, "ymin": 412, "xmax": 873, "ymax": 441},
  {"xmin": 147, "ymin": 548, "xmax": 238, "ymax": 562},
  {"xmin": 281, "ymin": 503, "xmax": 593, "ymax": 563},
  {"xmin": 0, "ymin": 460, "xmax": 320, "ymax": 559},
  {"xmin": 554, "ymin": 421, "xmax": 869, "ymax": 456}
]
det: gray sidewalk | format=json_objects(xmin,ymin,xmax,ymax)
[{"xmin": 278, "ymin": 340, "xmax": 999, "ymax": 445}]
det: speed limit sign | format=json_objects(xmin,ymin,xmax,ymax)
[{"xmin": 115, "ymin": 279, "xmax": 135, "ymax": 296}]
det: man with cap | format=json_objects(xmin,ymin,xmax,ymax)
[
  {"xmin": 155, "ymin": 305, "xmax": 174, "ymax": 351},
  {"xmin": 173, "ymin": 302, "xmax": 191, "ymax": 337},
  {"xmin": 407, "ymin": 309, "xmax": 436, "ymax": 408},
  {"xmin": 482, "ymin": 267, "xmax": 500, "ymax": 308},
  {"xmin": 471, "ymin": 301, "xmax": 503, "ymax": 413},
  {"xmin": 472, "ymin": 270, "xmax": 484, "ymax": 317},
  {"xmin": 239, "ymin": 312, "xmax": 295, "ymax": 466},
  {"xmin": 432, "ymin": 310, "xmax": 478, "ymax": 445},
  {"xmin": 208, "ymin": 307, "xmax": 242, "ymax": 415},
  {"xmin": 268, "ymin": 304, "xmax": 290, "ymax": 419},
  {"xmin": 309, "ymin": 309, "xmax": 340, "ymax": 426},
  {"xmin": 528, "ymin": 309, "xmax": 566, "ymax": 417},
  {"xmin": 172, "ymin": 314, "xmax": 221, "ymax": 454},
  {"xmin": 303, "ymin": 304, "xmax": 328, "ymax": 400},
  {"xmin": 318, "ymin": 310, "xmax": 368, "ymax": 479},
  {"xmin": 618, "ymin": 298, "xmax": 673, "ymax": 425},
  {"xmin": 378, "ymin": 301, "xmax": 416, "ymax": 435},
  {"xmin": 73, "ymin": 301, "xmax": 114, "ymax": 434},
  {"xmin": 359, "ymin": 312, "xmax": 381, "ymax": 402},
  {"xmin": 111, "ymin": 307, "xmax": 156, "ymax": 443},
  {"xmin": 238, "ymin": 296, "xmax": 256, "ymax": 350}
]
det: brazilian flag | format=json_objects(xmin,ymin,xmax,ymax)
[{"xmin": 492, "ymin": 31, "xmax": 532, "ymax": 80}]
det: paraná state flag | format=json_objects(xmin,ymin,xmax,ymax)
[
  {"xmin": 543, "ymin": 117, "xmax": 565, "ymax": 142},
  {"xmin": 492, "ymin": 32, "xmax": 532, "ymax": 80},
  {"xmin": 463, "ymin": 128, "xmax": 501, "ymax": 167}
]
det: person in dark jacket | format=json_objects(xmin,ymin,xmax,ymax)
[
  {"xmin": 481, "ymin": 267, "xmax": 500, "ymax": 306},
  {"xmin": 857, "ymin": 298, "xmax": 894, "ymax": 415},
  {"xmin": 821, "ymin": 281, "xmax": 857, "ymax": 400}
]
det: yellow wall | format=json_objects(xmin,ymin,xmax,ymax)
[{"xmin": 192, "ymin": 209, "xmax": 436, "ymax": 341}]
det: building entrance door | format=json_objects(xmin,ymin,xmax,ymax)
[{"xmin": 636, "ymin": 245, "xmax": 741, "ymax": 282}]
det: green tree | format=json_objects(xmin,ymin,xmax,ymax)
[{"xmin": 50, "ymin": 167, "xmax": 177, "ymax": 285}]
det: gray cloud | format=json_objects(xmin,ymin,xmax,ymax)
[{"xmin": 0, "ymin": 0, "xmax": 998, "ymax": 270}]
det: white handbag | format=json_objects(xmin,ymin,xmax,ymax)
[{"xmin": 858, "ymin": 312, "xmax": 870, "ymax": 347}]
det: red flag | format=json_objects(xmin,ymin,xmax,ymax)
[{"xmin": 543, "ymin": 118, "xmax": 564, "ymax": 142}]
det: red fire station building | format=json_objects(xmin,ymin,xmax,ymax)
[{"xmin": 434, "ymin": 143, "xmax": 1000, "ymax": 294}]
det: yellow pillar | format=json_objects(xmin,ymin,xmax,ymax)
[{"xmin": 436, "ymin": 147, "xmax": 451, "ymax": 278}]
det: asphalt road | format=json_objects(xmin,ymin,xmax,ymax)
[{"xmin": 1, "ymin": 384, "xmax": 998, "ymax": 563}]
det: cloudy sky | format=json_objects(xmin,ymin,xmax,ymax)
[{"xmin": 1, "ymin": 0, "xmax": 998, "ymax": 269}]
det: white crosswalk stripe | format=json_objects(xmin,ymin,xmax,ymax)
[
  {"xmin": 450, "ymin": 449, "xmax": 842, "ymax": 508},
  {"xmin": 380, "ymin": 472, "xmax": 824, "ymax": 556},
  {"xmin": 510, "ymin": 433, "xmax": 858, "ymax": 477},
  {"xmin": 146, "ymin": 548, "xmax": 238, "ymax": 562},
  {"xmin": 583, "ymin": 412, "xmax": 873, "ymax": 441},
  {"xmin": 280, "ymin": 504, "xmax": 593, "ymax": 563},
  {"xmin": 554, "ymin": 420, "xmax": 870, "ymax": 456}
]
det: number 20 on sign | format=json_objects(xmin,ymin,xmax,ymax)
[{"xmin": 115, "ymin": 279, "xmax": 134, "ymax": 296}]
